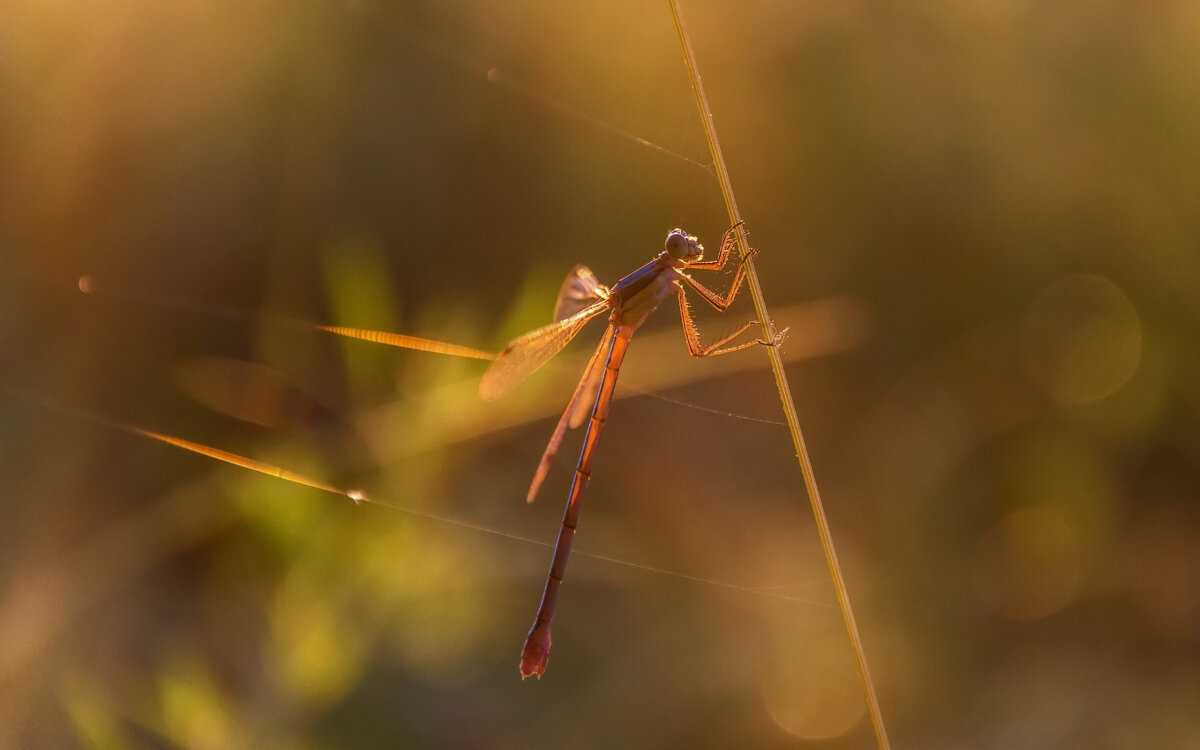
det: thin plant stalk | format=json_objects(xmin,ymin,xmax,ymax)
[{"xmin": 668, "ymin": 3, "xmax": 892, "ymax": 748}]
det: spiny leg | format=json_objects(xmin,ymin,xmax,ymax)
[
  {"xmin": 679, "ymin": 228, "xmax": 757, "ymax": 312},
  {"xmin": 682, "ymin": 221, "xmax": 745, "ymax": 272},
  {"xmin": 674, "ymin": 285, "xmax": 765, "ymax": 357}
]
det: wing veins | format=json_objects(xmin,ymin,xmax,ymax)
[{"xmin": 479, "ymin": 299, "xmax": 610, "ymax": 399}]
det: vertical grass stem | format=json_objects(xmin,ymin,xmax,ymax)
[{"xmin": 668, "ymin": 3, "xmax": 891, "ymax": 747}]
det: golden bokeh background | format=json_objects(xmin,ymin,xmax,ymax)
[{"xmin": 2, "ymin": 1, "xmax": 1198, "ymax": 747}]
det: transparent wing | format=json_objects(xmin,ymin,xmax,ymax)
[
  {"xmin": 526, "ymin": 324, "xmax": 613, "ymax": 503},
  {"xmin": 568, "ymin": 336, "xmax": 606, "ymax": 429},
  {"xmin": 552, "ymin": 265, "xmax": 610, "ymax": 323},
  {"xmin": 480, "ymin": 299, "xmax": 611, "ymax": 399}
]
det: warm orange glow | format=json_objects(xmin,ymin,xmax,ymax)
[{"xmin": 314, "ymin": 325, "xmax": 494, "ymax": 361}]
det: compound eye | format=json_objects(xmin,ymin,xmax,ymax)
[{"xmin": 665, "ymin": 229, "xmax": 689, "ymax": 259}]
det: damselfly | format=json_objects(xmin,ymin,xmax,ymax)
[{"xmin": 479, "ymin": 224, "xmax": 780, "ymax": 678}]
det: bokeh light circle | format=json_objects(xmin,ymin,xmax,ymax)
[{"xmin": 1022, "ymin": 274, "xmax": 1142, "ymax": 404}]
